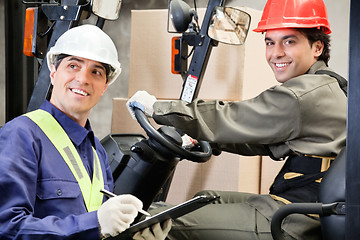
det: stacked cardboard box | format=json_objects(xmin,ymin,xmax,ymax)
[{"xmin": 111, "ymin": 7, "xmax": 283, "ymax": 204}]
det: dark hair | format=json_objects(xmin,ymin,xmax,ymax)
[
  {"xmin": 296, "ymin": 28, "xmax": 331, "ymax": 66},
  {"xmin": 54, "ymin": 54, "xmax": 69, "ymax": 69},
  {"xmin": 54, "ymin": 54, "xmax": 111, "ymax": 83}
]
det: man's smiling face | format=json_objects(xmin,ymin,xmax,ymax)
[
  {"xmin": 265, "ymin": 28, "xmax": 323, "ymax": 83},
  {"xmin": 49, "ymin": 56, "xmax": 108, "ymax": 123}
]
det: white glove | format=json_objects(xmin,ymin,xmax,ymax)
[
  {"xmin": 97, "ymin": 194, "xmax": 143, "ymax": 238},
  {"xmin": 132, "ymin": 219, "xmax": 172, "ymax": 240},
  {"xmin": 127, "ymin": 91, "xmax": 157, "ymax": 120},
  {"xmin": 181, "ymin": 134, "xmax": 198, "ymax": 149}
]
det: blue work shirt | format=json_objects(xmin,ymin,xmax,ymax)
[{"xmin": 0, "ymin": 100, "xmax": 114, "ymax": 240}]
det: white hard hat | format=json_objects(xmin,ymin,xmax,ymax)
[{"xmin": 46, "ymin": 24, "xmax": 121, "ymax": 85}]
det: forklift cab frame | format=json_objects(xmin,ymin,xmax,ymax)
[{"xmin": 3, "ymin": 0, "xmax": 360, "ymax": 239}]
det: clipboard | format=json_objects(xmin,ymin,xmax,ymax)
[{"xmin": 111, "ymin": 195, "xmax": 219, "ymax": 238}]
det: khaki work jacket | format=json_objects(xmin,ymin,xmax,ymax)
[{"xmin": 153, "ymin": 61, "xmax": 347, "ymax": 159}]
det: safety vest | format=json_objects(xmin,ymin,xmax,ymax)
[{"xmin": 25, "ymin": 109, "xmax": 104, "ymax": 212}]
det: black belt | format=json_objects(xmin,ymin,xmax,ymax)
[{"xmin": 281, "ymin": 155, "xmax": 324, "ymax": 174}]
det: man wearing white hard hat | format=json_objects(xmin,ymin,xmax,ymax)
[{"xmin": 0, "ymin": 24, "xmax": 171, "ymax": 240}]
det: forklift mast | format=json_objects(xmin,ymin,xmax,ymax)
[
  {"xmin": 178, "ymin": 0, "xmax": 224, "ymax": 102},
  {"xmin": 345, "ymin": 0, "xmax": 360, "ymax": 238}
]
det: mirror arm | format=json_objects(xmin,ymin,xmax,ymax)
[
  {"xmin": 182, "ymin": 33, "xmax": 205, "ymax": 47},
  {"xmin": 41, "ymin": 3, "xmax": 91, "ymax": 22},
  {"xmin": 96, "ymin": 17, "xmax": 106, "ymax": 28}
]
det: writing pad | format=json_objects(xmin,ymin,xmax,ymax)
[{"xmin": 125, "ymin": 195, "xmax": 219, "ymax": 235}]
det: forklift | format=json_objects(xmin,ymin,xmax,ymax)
[{"xmin": 3, "ymin": 0, "xmax": 360, "ymax": 239}]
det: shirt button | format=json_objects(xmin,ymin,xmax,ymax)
[{"xmin": 57, "ymin": 189, "xmax": 62, "ymax": 196}]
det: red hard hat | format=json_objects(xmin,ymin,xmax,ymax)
[{"xmin": 253, "ymin": 0, "xmax": 331, "ymax": 34}]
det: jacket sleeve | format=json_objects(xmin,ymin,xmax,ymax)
[
  {"xmin": 153, "ymin": 85, "xmax": 302, "ymax": 155},
  {"xmin": 0, "ymin": 119, "xmax": 101, "ymax": 240}
]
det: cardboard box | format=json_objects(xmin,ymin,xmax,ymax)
[
  {"xmin": 166, "ymin": 153, "xmax": 261, "ymax": 205},
  {"xmin": 260, "ymin": 156, "xmax": 285, "ymax": 194},
  {"xmin": 128, "ymin": 7, "xmax": 276, "ymax": 101},
  {"xmin": 111, "ymin": 97, "xmax": 160, "ymax": 136}
]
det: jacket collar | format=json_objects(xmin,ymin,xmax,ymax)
[{"xmin": 39, "ymin": 100, "xmax": 96, "ymax": 148}]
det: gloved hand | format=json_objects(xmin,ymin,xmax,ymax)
[
  {"xmin": 97, "ymin": 194, "xmax": 143, "ymax": 238},
  {"xmin": 181, "ymin": 134, "xmax": 198, "ymax": 149},
  {"xmin": 132, "ymin": 219, "xmax": 172, "ymax": 240},
  {"xmin": 126, "ymin": 91, "xmax": 157, "ymax": 120}
]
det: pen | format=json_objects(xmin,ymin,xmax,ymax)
[{"xmin": 100, "ymin": 188, "xmax": 150, "ymax": 216}]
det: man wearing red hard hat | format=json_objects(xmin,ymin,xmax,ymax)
[{"xmin": 127, "ymin": 0, "xmax": 347, "ymax": 239}]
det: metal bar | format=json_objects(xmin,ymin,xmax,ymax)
[
  {"xmin": 96, "ymin": 17, "xmax": 106, "ymax": 28},
  {"xmin": 271, "ymin": 203, "xmax": 324, "ymax": 240},
  {"xmin": 180, "ymin": 0, "xmax": 224, "ymax": 102},
  {"xmin": 26, "ymin": 20, "xmax": 74, "ymax": 112},
  {"xmin": 346, "ymin": 0, "xmax": 360, "ymax": 239},
  {"xmin": 5, "ymin": 0, "xmax": 35, "ymax": 122}
]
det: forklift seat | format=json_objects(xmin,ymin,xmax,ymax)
[
  {"xmin": 271, "ymin": 148, "xmax": 346, "ymax": 240},
  {"xmin": 318, "ymin": 148, "xmax": 345, "ymax": 240}
]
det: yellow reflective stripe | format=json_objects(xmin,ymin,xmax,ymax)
[
  {"xmin": 63, "ymin": 146, "xmax": 84, "ymax": 179},
  {"xmin": 59, "ymin": 144, "xmax": 93, "ymax": 207},
  {"xmin": 269, "ymin": 194, "xmax": 292, "ymax": 204},
  {"xmin": 320, "ymin": 158, "xmax": 332, "ymax": 172},
  {"xmin": 89, "ymin": 148, "xmax": 104, "ymax": 212},
  {"xmin": 25, "ymin": 109, "xmax": 104, "ymax": 212},
  {"xmin": 283, "ymin": 172, "xmax": 303, "ymax": 180}
]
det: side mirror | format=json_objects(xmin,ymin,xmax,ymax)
[
  {"xmin": 167, "ymin": 0, "xmax": 197, "ymax": 33},
  {"xmin": 91, "ymin": 0, "xmax": 122, "ymax": 20},
  {"xmin": 208, "ymin": 7, "xmax": 251, "ymax": 45}
]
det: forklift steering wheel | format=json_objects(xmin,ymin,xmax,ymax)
[{"xmin": 134, "ymin": 108, "xmax": 212, "ymax": 162}]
